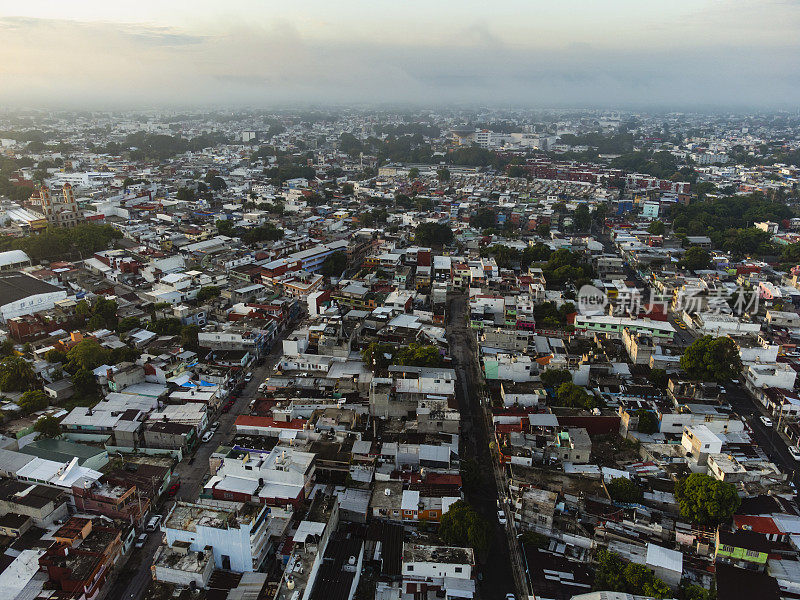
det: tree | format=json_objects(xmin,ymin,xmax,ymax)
[
  {"xmin": 650, "ymin": 368, "xmax": 668, "ymax": 390},
  {"xmin": 681, "ymin": 246, "xmax": 711, "ymax": 271},
  {"xmin": 593, "ymin": 549, "xmax": 671, "ymax": 598},
  {"xmin": 196, "ymin": 286, "xmax": 221, "ymax": 302},
  {"xmin": 459, "ymin": 458, "xmax": 482, "ymax": 490},
  {"xmin": 554, "ymin": 382, "xmax": 597, "ymax": 410},
  {"xmin": 117, "ymin": 316, "xmax": 141, "ymax": 334},
  {"xmin": 34, "ymin": 415, "xmax": 62, "ymax": 438},
  {"xmin": 361, "ymin": 342, "xmax": 397, "ymax": 371},
  {"xmin": 341, "ymin": 182, "xmax": 354, "ymax": 195},
  {"xmin": 680, "ymin": 336, "xmax": 742, "ymax": 382},
  {"xmin": 0, "ymin": 339, "xmax": 15, "ymax": 357},
  {"xmin": 414, "ymin": 222, "xmax": 453, "ymax": 247},
  {"xmin": 180, "ymin": 325, "xmax": 200, "ymax": 352},
  {"xmin": 637, "ymin": 409, "xmax": 659, "ymax": 434},
  {"xmin": 647, "ymin": 220, "xmax": 666, "ymax": 235},
  {"xmin": 519, "ymin": 531, "xmax": 549, "ymax": 549},
  {"xmin": 18, "ymin": 390, "xmax": 49, "ymax": 414},
  {"xmin": 396, "ymin": 343, "xmax": 443, "ymax": 368},
  {"xmin": 216, "ymin": 219, "xmax": 236, "ymax": 236},
  {"xmin": 607, "ymin": 477, "xmax": 643, "ymax": 503},
  {"xmin": 45, "ymin": 349, "xmax": 67, "ymax": 364},
  {"xmin": 71, "ymin": 368, "xmax": 98, "ymax": 397},
  {"xmin": 573, "ymin": 205, "xmax": 591, "ymax": 231},
  {"xmin": 438, "ymin": 500, "xmax": 491, "ymax": 555},
  {"xmin": 470, "ymin": 208, "xmax": 497, "ymax": 230},
  {"xmin": 66, "ymin": 339, "xmax": 111, "ymax": 372},
  {"xmin": 675, "ymin": 473, "xmax": 740, "ymax": 525},
  {"xmin": 0, "ymin": 356, "xmax": 37, "ymax": 392},
  {"xmin": 320, "ymin": 251, "xmax": 348, "ymax": 278},
  {"xmin": 408, "ymin": 167, "xmax": 420, "ymax": 180},
  {"xmin": 540, "ymin": 369, "xmax": 572, "ymax": 389},
  {"xmin": 148, "ymin": 318, "xmax": 183, "ymax": 336},
  {"xmin": 436, "ymin": 167, "xmax": 450, "ymax": 182},
  {"xmin": 537, "ymin": 222, "xmax": 551, "ymax": 237}
]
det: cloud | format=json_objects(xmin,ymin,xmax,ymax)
[{"xmin": 0, "ymin": 12, "xmax": 798, "ymax": 109}]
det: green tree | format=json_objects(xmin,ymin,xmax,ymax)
[
  {"xmin": 0, "ymin": 356, "xmax": 37, "ymax": 392},
  {"xmin": 414, "ymin": 222, "xmax": 453, "ymax": 247},
  {"xmin": 470, "ymin": 208, "xmax": 497, "ymax": 230},
  {"xmin": 436, "ymin": 167, "xmax": 450, "ymax": 182},
  {"xmin": 71, "ymin": 368, "xmax": 98, "ymax": 397},
  {"xmin": 148, "ymin": 318, "xmax": 183, "ymax": 336},
  {"xmin": 681, "ymin": 246, "xmax": 711, "ymax": 271},
  {"xmin": 216, "ymin": 219, "xmax": 236, "ymax": 236},
  {"xmin": 459, "ymin": 458, "xmax": 482, "ymax": 491},
  {"xmin": 438, "ymin": 500, "xmax": 491, "ymax": 555},
  {"xmin": 573, "ymin": 205, "xmax": 591, "ymax": 231},
  {"xmin": 34, "ymin": 414, "xmax": 62, "ymax": 438},
  {"xmin": 554, "ymin": 382, "xmax": 597, "ymax": 410},
  {"xmin": 0, "ymin": 339, "xmax": 15, "ymax": 357},
  {"xmin": 593, "ymin": 549, "xmax": 671, "ymax": 598},
  {"xmin": 396, "ymin": 343, "xmax": 443, "ymax": 368},
  {"xmin": 674, "ymin": 473, "xmax": 740, "ymax": 525},
  {"xmin": 66, "ymin": 339, "xmax": 111, "ymax": 372},
  {"xmin": 117, "ymin": 316, "xmax": 141, "ymax": 333},
  {"xmin": 320, "ymin": 251, "xmax": 348, "ymax": 278},
  {"xmin": 607, "ymin": 477, "xmax": 643, "ymax": 503},
  {"xmin": 650, "ymin": 368, "xmax": 668, "ymax": 389},
  {"xmin": 540, "ymin": 369, "xmax": 572, "ymax": 389},
  {"xmin": 196, "ymin": 286, "xmax": 221, "ymax": 302},
  {"xmin": 45, "ymin": 349, "xmax": 68, "ymax": 364},
  {"xmin": 647, "ymin": 220, "xmax": 666, "ymax": 235},
  {"xmin": 637, "ymin": 409, "xmax": 659, "ymax": 434},
  {"xmin": 361, "ymin": 342, "xmax": 397, "ymax": 371},
  {"xmin": 680, "ymin": 336, "xmax": 742, "ymax": 382},
  {"xmin": 18, "ymin": 390, "xmax": 49, "ymax": 414},
  {"xmin": 408, "ymin": 167, "xmax": 420, "ymax": 179},
  {"xmin": 180, "ymin": 325, "xmax": 200, "ymax": 352}
]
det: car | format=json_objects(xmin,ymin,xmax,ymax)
[
  {"xmin": 145, "ymin": 515, "xmax": 162, "ymax": 532},
  {"xmin": 760, "ymin": 416, "xmax": 774, "ymax": 427},
  {"xmin": 789, "ymin": 446, "xmax": 800, "ymax": 461},
  {"xmin": 210, "ymin": 421, "xmax": 220, "ymax": 432},
  {"xmin": 506, "ymin": 594, "xmax": 516, "ymax": 600},
  {"xmin": 202, "ymin": 430, "xmax": 214, "ymax": 443},
  {"xmin": 244, "ymin": 372, "xmax": 253, "ymax": 383},
  {"xmin": 168, "ymin": 481, "xmax": 181, "ymax": 497},
  {"xmin": 731, "ymin": 379, "xmax": 740, "ymax": 384},
  {"xmin": 135, "ymin": 533, "xmax": 148, "ymax": 549},
  {"xmin": 497, "ymin": 510, "xmax": 507, "ymax": 525}
]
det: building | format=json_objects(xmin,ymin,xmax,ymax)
[
  {"xmin": 402, "ymin": 543, "xmax": 475, "ymax": 599},
  {"xmin": 29, "ymin": 184, "xmax": 84, "ymax": 228},
  {"xmin": 0, "ymin": 271, "xmax": 68, "ymax": 322},
  {"xmin": 162, "ymin": 501, "xmax": 274, "ymax": 572}
]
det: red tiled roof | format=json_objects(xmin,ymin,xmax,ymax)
[{"xmin": 734, "ymin": 515, "xmax": 782, "ymax": 536}]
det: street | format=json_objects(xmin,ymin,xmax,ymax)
[
  {"xmin": 447, "ymin": 293, "xmax": 528, "ymax": 600},
  {"xmin": 103, "ymin": 334, "xmax": 289, "ymax": 600},
  {"xmin": 726, "ymin": 383, "xmax": 800, "ymax": 486}
]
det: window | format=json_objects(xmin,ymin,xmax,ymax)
[
  {"xmin": 455, "ymin": 567, "xmax": 462, "ymax": 573},
  {"xmin": 745, "ymin": 550, "xmax": 761, "ymax": 558},
  {"xmin": 406, "ymin": 565, "xmax": 414, "ymax": 572},
  {"xmin": 721, "ymin": 545, "xmax": 735, "ymax": 553}
]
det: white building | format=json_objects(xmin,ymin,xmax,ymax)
[
  {"xmin": 162, "ymin": 501, "xmax": 273, "ymax": 572},
  {"xmin": 0, "ymin": 272, "xmax": 68, "ymax": 322}
]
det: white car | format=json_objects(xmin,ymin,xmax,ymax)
[
  {"xmin": 135, "ymin": 533, "xmax": 148, "ymax": 548},
  {"xmin": 497, "ymin": 510, "xmax": 507, "ymax": 525},
  {"xmin": 789, "ymin": 446, "xmax": 800, "ymax": 462},
  {"xmin": 145, "ymin": 515, "xmax": 162, "ymax": 532},
  {"xmin": 760, "ymin": 416, "xmax": 774, "ymax": 428},
  {"xmin": 202, "ymin": 430, "xmax": 214, "ymax": 443}
]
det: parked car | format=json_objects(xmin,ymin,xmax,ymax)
[
  {"xmin": 497, "ymin": 510, "xmax": 507, "ymax": 525},
  {"xmin": 135, "ymin": 533, "xmax": 148, "ymax": 548},
  {"xmin": 789, "ymin": 446, "xmax": 800, "ymax": 461},
  {"xmin": 168, "ymin": 481, "xmax": 181, "ymax": 497},
  {"xmin": 244, "ymin": 372, "xmax": 253, "ymax": 383},
  {"xmin": 760, "ymin": 416, "xmax": 774, "ymax": 427},
  {"xmin": 145, "ymin": 515, "xmax": 162, "ymax": 532},
  {"xmin": 202, "ymin": 430, "xmax": 214, "ymax": 443},
  {"xmin": 210, "ymin": 421, "xmax": 220, "ymax": 432}
]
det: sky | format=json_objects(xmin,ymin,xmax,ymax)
[{"xmin": 0, "ymin": 0, "xmax": 799, "ymax": 109}]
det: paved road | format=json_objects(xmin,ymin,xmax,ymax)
[
  {"xmin": 447, "ymin": 293, "xmax": 527, "ymax": 600},
  {"xmin": 726, "ymin": 383, "xmax": 800, "ymax": 484},
  {"xmin": 104, "ymin": 332, "xmax": 292, "ymax": 600}
]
